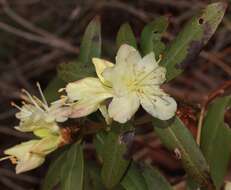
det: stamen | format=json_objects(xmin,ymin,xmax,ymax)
[
  {"xmin": 0, "ymin": 156, "xmax": 12, "ymax": 162},
  {"xmin": 11, "ymin": 102, "xmax": 22, "ymax": 111},
  {"xmin": 21, "ymin": 89, "xmax": 44, "ymax": 112},
  {"xmin": 36, "ymin": 82, "xmax": 48, "ymax": 107},
  {"xmin": 58, "ymin": 88, "xmax": 65, "ymax": 93},
  {"xmin": 33, "ymin": 95, "xmax": 48, "ymax": 111}
]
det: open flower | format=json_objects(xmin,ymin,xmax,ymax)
[
  {"xmin": 13, "ymin": 83, "xmax": 71, "ymax": 134},
  {"xmin": 66, "ymin": 44, "xmax": 177, "ymax": 123},
  {"xmin": 2, "ymin": 135, "xmax": 61, "ymax": 174},
  {"xmin": 102, "ymin": 44, "xmax": 177, "ymax": 123}
]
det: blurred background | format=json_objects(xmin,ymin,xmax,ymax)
[{"xmin": 0, "ymin": 0, "xmax": 230, "ymax": 189}]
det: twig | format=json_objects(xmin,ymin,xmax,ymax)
[
  {"xmin": 98, "ymin": 1, "xmax": 150, "ymax": 22},
  {"xmin": 200, "ymin": 51, "xmax": 231, "ymax": 76},
  {"xmin": 0, "ymin": 126, "xmax": 33, "ymax": 139},
  {"xmin": 0, "ymin": 22, "xmax": 78, "ymax": 54},
  {"xmin": 0, "ymin": 176, "xmax": 26, "ymax": 190},
  {"xmin": 196, "ymin": 80, "xmax": 231, "ymax": 144},
  {"xmin": 0, "ymin": 168, "xmax": 39, "ymax": 184}
]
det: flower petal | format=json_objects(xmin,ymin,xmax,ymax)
[
  {"xmin": 108, "ymin": 92, "xmax": 140, "ymax": 123},
  {"xmin": 92, "ymin": 58, "xmax": 114, "ymax": 85},
  {"xmin": 140, "ymin": 92, "xmax": 177, "ymax": 120},
  {"xmin": 116, "ymin": 44, "xmax": 141, "ymax": 66},
  {"xmin": 70, "ymin": 94, "xmax": 112, "ymax": 118},
  {"xmin": 4, "ymin": 140, "xmax": 39, "ymax": 159},
  {"xmin": 136, "ymin": 52, "xmax": 166, "ymax": 85},
  {"xmin": 66, "ymin": 77, "xmax": 112, "ymax": 101},
  {"xmin": 16, "ymin": 154, "xmax": 45, "ymax": 174},
  {"xmin": 31, "ymin": 135, "xmax": 60, "ymax": 155},
  {"xmin": 99, "ymin": 104, "xmax": 112, "ymax": 125}
]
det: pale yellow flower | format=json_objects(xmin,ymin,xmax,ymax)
[
  {"xmin": 2, "ymin": 135, "xmax": 60, "ymax": 174},
  {"xmin": 13, "ymin": 83, "xmax": 71, "ymax": 134},
  {"xmin": 65, "ymin": 60, "xmax": 114, "ymax": 123},
  {"xmin": 66, "ymin": 44, "xmax": 177, "ymax": 124}
]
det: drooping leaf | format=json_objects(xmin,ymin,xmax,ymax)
[
  {"xmin": 200, "ymin": 96, "xmax": 231, "ymax": 189},
  {"xmin": 101, "ymin": 129, "xmax": 130, "ymax": 189},
  {"xmin": 154, "ymin": 117, "xmax": 214, "ymax": 188},
  {"xmin": 44, "ymin": 76, "xmax": 66, "ymax": 102},
  {"xmin": 58, "ymin": 17, "xmax": 101, "ymax": 82},
  {"xmin": 116, "ymin": 23, "xmax": 137, "ymax": 49},
  {"xmin": 142, "ymin": 165, "xmax": 173, "ymax": 190},
  {"xmin": 121, "ymin": 164, "xmax": 148, "ymax": 190},
  {"xmin": 160, "ymin": 2, "xmax": 227, "ymax": 81},
  {"xmin": 42, "ymin": 151, "xmax": 67, "ymax": 190},
  {"xmin": 61, "ymin": 143, "xmax": 84, "ymax": 190},
  {"xmin": 84, "ymin": 161, "xmax": 105, "ymax": 190},
  {"xmin": 140, "ymin": 16, "xmax": 168, "ymax": 57}
]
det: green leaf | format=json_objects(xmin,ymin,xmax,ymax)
[
  {"xmin": 101, "ymin": 130, "xmax": 130, "ymax": 189},
  {"xmin": 121, "ymin": 164, "xmax": 148, "ymax": 190},
  {"xmin": 84, "ymin": 161, "xmax": 105, "ymax": 190},
  {"xmin": 78, "ymin": 17, "xmax": 102, "ymax": 65},
  {"xmin": 116, "ymin": 23, "xmax": 137, "ymax": 49},
  {"xmin": 161, "ymin": 2, "xmax": 227, "ymax": 81},
  {"xmin": 61, "ymin": 143, "xmax": 84, "ymax": 190},
  {"xmin": 58, "ymin": 17, "xmax": 101, "ymax": 82},
  {"xmin": 154, "ymin": 117, "xmax": 214, "ymax": 188},
  {"xmin": 200, "ymin": 96, "xmax": 231, "ymax": 189},
  {"xmin": 140, "ymin": 17, "xmax": 168, "ymax": 57},
  {"xmin": 186, "ymin": 178, "xmax": 199, "ymax": 190},
  {"xmin": 44, "ymin": 76, "xmax": 66, "ymax": 103},
  {"xmin": 57, "ymin": 60, "xmax": 94, "ymax": 82},
  {"xmin": 142, "ymin": 165, "xmax": 173, "ymax": 190},
  {"xmin": 94, "ymin": 131, "xmax": 107, "ymax": 161},
  {"xmin": 42, "ymin": 151, "xmax": 67, "ymax": 190}
]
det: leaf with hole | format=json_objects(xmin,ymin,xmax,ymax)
[{"xmin": 160, "ymin": 2, "xmax": 227, "ymax": 81}]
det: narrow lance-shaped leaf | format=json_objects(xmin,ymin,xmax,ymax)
[
  {"xmin": 101, "ymin": 129, "xmax": 130, "ymax": 189},
  {"xmin": 154, "ymin": 117, "xmax": 214, "ymax": 188},
  {"xmin": 161, "ymin": 2, "xmax": 227, "ymax": 81},
  {"xmin": 61, "ymin": 143, "xmax": 84, "ymax": 190},
  {"xmin": 42, "ymin": 151, "xmax": 67, "ymax": 190},
  {"xmin": 121, "ymin": 163, "xmax": 148, "ymax": 190},
  {"xmin": 142, "ymin": 165, "xmax": 173, "ymax": 190},
  {"xmin": 84, "ymin": 161, "xmax": 105, "ymax": 190},
  {"xmin": 58, "ymin": 17, "xmax": 101, "ymax": 82},
  {"xmin": 93, "ymin": 131, "xmax": 107, "ymax": 162},
  {"xmin": 200, "ymin": 96, "xmax": 231, "ymax": 189},
  {"xmin": 78, "ymin": 16, "xmax": 102, "ymax": 65},
  {"xmin": 116, "ymin": 23, "xmax": 137, "ymax": 49},
  {"xmin": 140, "ymin": 16, "xmax": 168, "ymax": 57}
]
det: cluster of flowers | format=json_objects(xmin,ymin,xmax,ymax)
[{"xmin": 1, "ymin": 44, "xmax": 177, "ymax": 173}]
